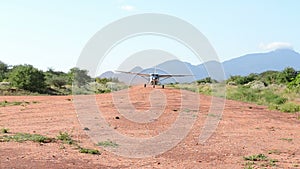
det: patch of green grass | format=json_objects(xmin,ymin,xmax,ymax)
[
  {"xmin": 56, "ymin": 131, "xmax": 102, "ymax": 155},
  {"xmin": 0, "ymin": 133, "xmax": 53, "ymax": 143},
  {"xmin": 97, "ymin": 140, "xmax": 119, "ymax": 148},
  {"xmin": 244, "ymin": 166, "xmax": 254, "ymax": 169},
  {"xmin": 227, "ymin": 87, "xmax": 287, "ymax": 105},
  {"xmin": 79, "ymin": 148, "xmax": 100, "ymax": 155},
  {"xmin": 243, "ymin": 154, "xmax": 267, "ymax": 161},
  {"xmin": 57, "ymin": 131, "xmax": 74, "ymax": 145},
  {"xmin": 278, "ymin": 102, "xmax": 300, "ymax": 113},
  {"xmin": 244, "ymin": 161, "xmax": 255, "ymax": 169},
  {"xmin": 263, "ymin": 90, "xmax": 287, "ymax": 105},
  {"xmin": 269, "ymin": 159, "xmax": 278, "ymax": 166},
  {"xmin": 260, "ymin": 158, "xmax": 278, "ymax": 167},
  {"xmin": 174, "ymin": 83, "xmax": 299, "ymax": 113},
  {"xmin": 243, "ymin": 153, "xmax": 278, "ymax": 168},
  {"xmin": 0, "ymin": 130, "xmax": 102, "ymax": 156},
  {"xmin": 227, "ymin": 86, "xmax": 261, "ymax": 103},
  {"xmin": 1, "ymin": 128, "xmax": 9, "ymax": 133},
  {"xmin": 280, "ymin": 138, "xmax": 293, "ymax": 142},
  {"xmin": 0, "ymin": 100, "xmax": 31, "ymax": 107}
]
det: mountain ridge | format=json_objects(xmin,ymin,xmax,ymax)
[{"xmin": 100, "ymin": 49, "xmax": 300, "ymax": 83}]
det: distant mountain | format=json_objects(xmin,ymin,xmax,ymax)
[
  {"xmin": 223, "ymin": 49, "xmax": 300, "ymax": 77},
  {"xmin": 99, "ymin": 71, "xmax": 115, "ymax": 79},
  {"xmin": 99, "ymin": 49, "xmax": 300, "ymax": 83}
]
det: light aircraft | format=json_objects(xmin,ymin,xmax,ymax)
[{"xmin": 116, "ymin": 70, "xmax": 192, "ymax": 88}]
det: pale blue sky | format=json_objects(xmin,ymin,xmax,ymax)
[{"xmin": 1, "ymin": 0, "xmax": 299, "ymax": 73}]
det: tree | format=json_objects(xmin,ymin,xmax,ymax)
[
  {"xmin": 0, "ymin": 61, "xmax": 9, "ymax": 82},
  {"xmin": 8, "ymin": 64, "xmax": 46, "ymax": 93},
  {"xmin": 95, "ymin": 77, "xmax": 119, "ymax": 84},
  {"xmin": 279, "ymin": 67, "xmax": 297, "ymax": 83},
  {"xmin": 288, "ymin": 74, "xmax": 300, "ymax": 88},
  {"xmin": 196, "ymin": 77, "xmax": 218, "ymax": 84},
  {"xmin": 68, "ymin": 67, "xmax": 92, "ymax": 87},
  {"xmin": 258, "ymin": 71, "xmax": 280, "ymax": 85},
  {"xmin": 44, "ymin": 68, "xmax": 68, "ymax": 88},
  {"xmin": 227, "ymin": 73, "xmax": 257, "ymax": 85}
]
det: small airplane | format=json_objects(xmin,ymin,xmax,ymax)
[{"xmin": 116, "ymin": 69, "xmax": 192, "ymax": 88}]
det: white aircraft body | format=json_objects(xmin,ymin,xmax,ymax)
[{"xmin": 116, "ymin": 70, "xmax": 192, "ymax": 88}]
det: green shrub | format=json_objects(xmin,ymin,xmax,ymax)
[
  {"xmin": 57, "ymin": 131, "xmax": 74, "ymax": 144},
  {"xmin": 227, "ymin": 74, "xmax": 257, "ymax": 85},
  {"xmin": 278, "ymin": 102, "xmax": 300, "ymax": 113},
  {"xmin": 197, "ymin": 77, "xmax": 218, "ymax": 84},
  {"xmin": 243, "ymin": 154, "xmax": 267, "ymax": 161},
  {"xmin": 9, "ymin": 64, "xmax": 47, "ymax": 93},
  {"xmin": 0, "ymin": 61, "xmax": 9, "ymax": 82},
  {"xmin": 0, "ymin": 100, "xmax": 31, "ymax": 107},
  {"xmin": 0, "ymin": 133, "xmax": 52, "ymax": 143},
  {"xmin": 79, "ymin": 148, "xmax": 100, "ymax": 155},
  {"xmin": 263, "ymin": 90, "xmax": 287, "ymax": 105},
  {"xmin": 198, "ymin": 85, "xmax": 212, "ymax": 95},
  {"xmin": 227, "ymin": 86, "xmax": 260, "ymax": 103}
]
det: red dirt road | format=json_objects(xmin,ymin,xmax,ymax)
[{"xmin": 0, "ymin": 86, "xmax": 299, "ymax": 168}]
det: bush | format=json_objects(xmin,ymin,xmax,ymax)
[
  {"xmin": 278, "ymin": 102, "xmax": 300, "ymax": 113},
  {"xmin": 198, "ymin": 85, "xmax": 212, "ymax": 95},
  {"xmin": 57, "ymin": 131, "xmax": 74, "ymax": 144},
  {"xmin": 0, "ymin": 61, "xmax": 9, "ymax": 82},
  {"xmin": 244, "ymin": 154, "xmax": 267, "ymax": 161},
  {"xmin": 263, "ymin": 90, "xmax": 287, "ymax": 105},
  {"xmin": 196, "ymin": 77, "xmax": 218, "ymax": 84},
  {"xmin": 227, "ymin": 86, "xmax": 288, "ymax": 107},
  {"xmin": 227, "ymin": 74, "xmax": 257, "ymax": 85},
  {"xmin": 227, "ymin": 86, "xmax": 260, "ymax": 103},
  {"xmin": 79, "ymin": 148, "xmax": 100, "ymax": 155},
  {"xmin": 9, "ymin": 65, "xmax": 47, "ymax": 93},
  {"xmin": 288, "ymin": 74, "xmax": 300, "ymax": 90},
  {"xmin": 68, "ymin": 67, "xmax": 92, "ymax": 87},
  {"xmin": 44, "ymin": 68, "xmax": 69, "ymax": 89}
]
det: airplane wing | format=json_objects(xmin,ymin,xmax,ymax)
[
  {"xmin": 159, "ymin": 74, "xmax": 193, "ymax": 77},
  {"xmin": 115, "ymin": 71, "xmax": 150, "ymax": 77}
]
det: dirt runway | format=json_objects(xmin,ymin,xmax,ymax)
[{"xmin": 0, "ymin": 86, "xmax": 299, "ymax": 168}]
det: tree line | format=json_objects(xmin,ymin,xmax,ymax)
[
  {"xmin": 0, "ymin": 60, "xmax": 93, "ymax": 94},
  {"xmin": 226, "ymin": 67, "xmax": 300, "ymax": 90},
  {"xmin": 1, "ymin": 60, "xmax": 300, "ymax": 94}
]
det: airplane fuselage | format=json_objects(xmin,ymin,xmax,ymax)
[
  {"xmin": 150, "ymin": 74, "xmax": 159, "ymax": 85},
  {"xmin": 116, "ymin": 70, "xmax": 191, "ymax": 89}
]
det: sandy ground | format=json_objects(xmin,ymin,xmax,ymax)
[{"xmin": 0, "ymin": 86, "xmax": 299, "ymax": 169}]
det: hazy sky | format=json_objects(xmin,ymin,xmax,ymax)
[{"xmin": 1, "ymin": 0, "xmax": 299, "ymax": 74}]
